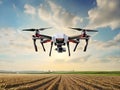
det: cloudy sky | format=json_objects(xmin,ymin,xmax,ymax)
[{"xmin": 0, "ymin": 0, "xmax": 120, "ymax": 71}]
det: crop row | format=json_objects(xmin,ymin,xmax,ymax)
[{"xmin": 0, "ymin": 74, "xmax": 120, "ymax": 90}]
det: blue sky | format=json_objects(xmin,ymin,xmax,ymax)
[{"xmin": 0, "ymin": 0, "xmax": 120, "ymax": 71}]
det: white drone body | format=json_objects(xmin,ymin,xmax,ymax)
[{"xmin": 52, "ymin": 33, "xmax": 68, "ymax": 53}]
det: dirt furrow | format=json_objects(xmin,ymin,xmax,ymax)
[
  {"xmin": 69, "ymin": 75, "xmax": 92, "ymax": 90},
  {"xmin": 75, "ymin": 75, "xmax": 112, "ymax": 89},
  {"xmin": 0, "ymin": 75, "xmax": 50, "ymax": 87},
  {"xmin": 44, "ymin": 75, "xmax": 61, "ymax": 90},
  {"xmin": 14, "ymin": 76, "xmax": 57, "ymax": 90},
  {"xmin": 33, "ymin": 76, "xmax": 58, "ymax": 90},
  {"xmin": 74, "ymin": 75, "xmax": 120, "ymax": 90},
  {"xmin": 3, "ymin": 76, "xmax": 52, "ymax": 89},
  {"xmin": 58, "ymin": 75, "xmax": 74, "ymax": 90},
  {"xmin": 63, "ymin": 75, "xmax": 82, "ymax": 90},
  {"xmin": 72, "ymin": 75, "xmax": 104, "ymax": 90},
  {"xmin": 57, "ymin": 75, "xmax": 85, "ymax": 90},
  {"xmin": 57, "ymin": 75, "xmax": 66, "ymax": 90},
  {"xmin": 0, "ymin": 74, "xmax": 120, "ymax": 90},
  {"xmin": 91, "ymin": 78, "xmax": 120, "ymax": 89}
]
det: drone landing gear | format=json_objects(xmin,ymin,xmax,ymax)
[
  {"xmin": 33, "ymin": 39, "xmax": 38, "ymax": 52},
  {"xmin": 41, "ymin": 42, "xmax": 46, "ymax": 51},
  {"xmin": 67, "ymin": 42, "xmax": 71, "ymax": 56},
  {"xmin": 73, "ymin": 39, "xmax": 80, "ymax": 52},
  {"xmin": 33, "ymin": 38, "xmax": 46, "ymax": 52},
  {"xmin": 49, "ymin": 42, "xmax": 53, "ymax": 56},
  {"xmin": 84, "ymin": 38, "xmax": 89, "ymax": 52},
  {"xmin": 40, "ymin": 39, "xmax": 46, "ymax": 52}
]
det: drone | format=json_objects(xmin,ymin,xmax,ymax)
[
  {"xmin": 69, "ymin": 27, "xmax": 98, "ymax": 52},
  {"xmin": 22, "ymin": 27, "xmax": 98, "ymax": 56}
]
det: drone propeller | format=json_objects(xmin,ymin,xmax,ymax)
[
  {"xmin": 22, "ymin": 27, "xmax": 52, "ymax": 31},
  {"xmin": 69, "ymin": 27, "xmax": 98, "ymax": 32},
  {"xmin": 23, "ymin": 29, "xmax": 36, "ymax": 31}
]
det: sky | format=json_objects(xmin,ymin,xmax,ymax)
[{"xmin": 0, "ymin": 0, "xmax": 120, "ymax": 71}]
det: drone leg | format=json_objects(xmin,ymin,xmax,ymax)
[
  {"xmin": 84, "ymin": 38, "xmax": 89, "ymax": 52},
  {"xmin": 67, "ymin": 42, "xmax": 71, "ymax": 56},
  {"xmin": 41, "ymin": 42, "xmax": 46, "ymax": 52},
  {"xmin": 33, "ymin": 39, "xmax": 38, "ymax": 52},
  {"xmin": 73, "ymin": 42, "xmax": 79, "ymax": 52},
  {"xmin": 49, "ymin": 42, "xmax": 53, "ymax": 56},
  {"xmin": 73, "ymin": 39, "xmax": 80, "ymax": 52},
  {"xmin": 40, "ymin": 39, "xmax": 46, "ymax": 52}
]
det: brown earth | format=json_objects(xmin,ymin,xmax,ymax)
[{"xmin": 0, "ymin": 74, "xmax": 120, "ymax": 90}]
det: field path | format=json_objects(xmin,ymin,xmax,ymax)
[{"xmin": 0, "ymin": 74, "xmax": 120, "ymax": 90}]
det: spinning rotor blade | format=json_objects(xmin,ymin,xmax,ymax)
[
  {"xmin": 69, "ymin": 27, "xmax": 83, "ymax": 31},
  {"xmin": 22, "ymin": 29, "xmax": 36, "ymax": 31},
  {"xmin": 69, "ymin": 27, "xmax": 98, "ymax": 32},
  {"xmin": 22, "ymin": 27, "xmax": 52, "ymax": 31},
  {"xmin": 38, "ymin": 27, "xmax": 52, "ymax": 31},
  {"xmin": 85, "ymin": 29, "xmax": 98, "ymax": 32}
]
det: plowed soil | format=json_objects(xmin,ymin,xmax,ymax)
[{"xmin": 0, "ymin": 74, "xmax": 120, "ymax": 90}]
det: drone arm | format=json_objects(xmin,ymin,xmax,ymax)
[
  {"xmin": 42, "ymin": 39, "xmax": 51, "ymax": 43},
  {"xmin": 49, "ymin": 42, "xmax": 53, "ymax": 56},
  {"xmin": 67, "ymin": 42, "xmax": 71, "ymax": 56},
  {"xmin": 68, "ymin": 35, "xmax": 80, "ymax": 40},
  {"xmin": 40, "ymin": 34, "xmax": 52, "ymax": 40}
]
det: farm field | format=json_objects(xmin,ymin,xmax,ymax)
[{"xmin": 0, "ymin": 74, "xmax": 120, "ymax": 90}]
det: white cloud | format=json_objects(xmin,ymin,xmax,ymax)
[
  {"xmin": 0, "ymin": 28, "xmax": 34, "ymax": 55},
  {"xmin": 91, "ymin": 33, "xmax": 120, "ymax": 50},
  {"xmin": 107, "ymin": 56, "xmax": 120, "ymax": 63},
  {"xmin": 68, "ymin": 55, "xmax": 92, "ymax": 63},
  {"xmin": 114, "ymin": 33, "xmax": 120, "ymax": 42},
  {"xmin": 87, "ymin": 0, "xmax": 120, "ymax": 29},
  {"xmin": 38, "ymin": 4, "xmax": 51, "ymax": 21},
  {"xmin": 23, "ymin": 1, "xmax": 83, "ymax": 35},
  {"xmin": 24, "ymin": 4, "xmax": 36, "ymax": 15},
  {"xmin": 38, "ymin": 1, "xmax": 83, "ymax": 29}
]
